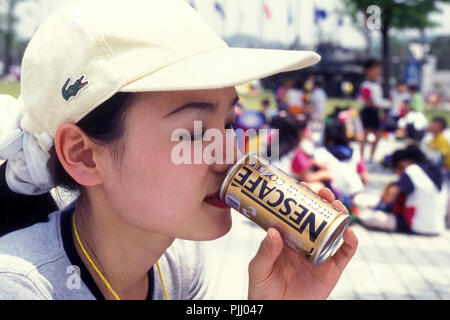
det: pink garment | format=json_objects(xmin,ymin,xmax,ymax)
[
  {"xmin": 276, "ymin": 86, "xmax": 288, "ymax": 101},
  {"xmin": 361, "ymin": 86, "xmax": 372, "ymax": 100},
  {"xmin": 291, "ymin": 149, "xmax": 313, "ymax": 174},
  {"xmin": 356, "ymin": 158, "xmax": 367, "ymax": 174},
  {"xmin": 338, "ymin": 110, "xmax": 351, "ymax": 123}
]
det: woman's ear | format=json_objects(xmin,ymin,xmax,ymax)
[{"xmin": 54, "ymin": 123, "xmax": 103, "ymax": 187}]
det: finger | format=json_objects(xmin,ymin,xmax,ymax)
[
  {"xmin": 331, "ymin": 228, "xmax": 358, "ymax": 270},
  {"xmin": 318, "ymin": 188, "xmax": 335, "ymax": 202},
  {"xmin": 331, "ymin": 200, "xmax": 349, "ymax": 214},
  {"xmin": 300, "ymin": 181, "xmax": 313, "ymax": 192},
  {"xmin": 248, "ymin": 228, "xmax": 284, "ymax": 282}
]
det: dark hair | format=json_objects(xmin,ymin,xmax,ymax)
[
  {"xmin": 0, "ymin": 92, "xmax": 136, "ymax": 236},
  {"xmin": 364, "ymin": 58, "xmax": 381, "ymax": 70},
  {"xmin": 409, "ymin": 85, "xmax": 419, "ymax": 92},
  {"xmin": 390, "ymin": 145, "xmax": 426, "ymax": 170},
  {"xmin": 261, "ymin": 99, "xmax": 270, "ymax": 106},
  {"xmin": 324, "ymin": 117, "xmax": 349, "ymax": 147},
  {"xmin": 431, "ymin": 117, "xmax": 447, "ymax": 131},
  {"xmin": 0, "ymin": 162, "xmax": 58, "ymax": 237},
  {"xmin": 48, "ymin": 92, "xmax": 136, "ymax": 191},
  {"xmin": 314, "ymin": 76, "xmax": 325, "ymax": 88},
  {"xmin": 294, "ymin": 80, "xmax": 304, "ymax": 90},
  {"xmin": 268, "ymin": 113, "xmax": 305, "ymax": 158}
]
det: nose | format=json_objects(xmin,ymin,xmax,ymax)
[{"xmin": 209, "ymin": 128, "xmax": 242, "ymax": 174}]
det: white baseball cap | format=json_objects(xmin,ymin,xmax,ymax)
[{"xmin": 0, "ymin": 0, "xmax": 320, "ymax": 195}]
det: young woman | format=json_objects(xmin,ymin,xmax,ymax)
[{"xmin": 0, "ymin": 0, "xmax": 357, "ymax": 300}]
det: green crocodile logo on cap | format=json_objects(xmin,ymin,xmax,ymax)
[{"xmin": 62, "ymin": 75, "xmax": 89, "ymax": 101}]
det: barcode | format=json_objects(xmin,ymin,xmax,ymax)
[{"xmin": 225, "ymin": 193, "xmax": 240, "ymax": 210}]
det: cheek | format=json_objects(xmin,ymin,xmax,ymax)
[{"xmin": 101, "ymin": 140, "xmax": 209, "ymax": 230}]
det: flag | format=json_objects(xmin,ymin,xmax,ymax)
[
  {"xmin": 314, "ymin": 6, "xmax": 327, "ymax": 25},
  {"xmin": 263, "ymin": 2, "xmax": 271, "ymax": 19},
  {"xmin": 214, "ymin": 1, "xmax": 225, "ymax": 20},
  {"xmin": 287, "ymin": 1, "xmax": 293, "ymax": 25}
]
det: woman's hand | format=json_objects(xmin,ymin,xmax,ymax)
[{"xmin": 247, "ymin": 188, "xmax": 358, "ymax": 300}]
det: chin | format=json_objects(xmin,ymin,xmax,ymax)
[{"xmin": 196, "ymin": 208, "xmax": 233, "ymax": 241}]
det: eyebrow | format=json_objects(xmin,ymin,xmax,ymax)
[{"xmin": 164, "ymin": 94, "xmax": 240, "ymax": 118}]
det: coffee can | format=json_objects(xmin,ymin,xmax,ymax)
[{"xmin": 220, "ymin": 153, "xmax": 350, "ymax": 266}]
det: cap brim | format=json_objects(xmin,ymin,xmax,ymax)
[{"xmin": 120, "ymin": 47, "xmax": 320, "ymax": 92}]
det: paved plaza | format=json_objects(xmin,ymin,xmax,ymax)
[{"xmin": 204, "ymin": 138, "xmax": 450, "ymax": 300}]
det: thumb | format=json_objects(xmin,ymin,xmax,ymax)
[{"xmin": 248, "ymin": 228, "xmax": 284, "ymax": 282}]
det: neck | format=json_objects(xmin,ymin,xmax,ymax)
[{"xmin": 72, "ymin": 195, "xmax": 174, "ymax": 300}]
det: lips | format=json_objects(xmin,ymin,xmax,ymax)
[{"xmin": 204, "ymin": 190, "xmax": 230, "ymax": 209}]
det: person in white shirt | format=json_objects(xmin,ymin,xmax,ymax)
[
  {"xmin": 397, "ymin": 104, "xmax": 428, "ymax": 143},
  {"xmin": 358, "ymin": 145, "xmax": 447, "ymax": 235},
  {"xmin": 358, "ymin": 59, "xmax": 390, "ymax": 162},
  {"xmin": 390, "ymin": 81, "xmax": 410, "ymax": 119},
  {"xmin": 310, "ymin": 78, "xmax": 327, "ymax": 129},
  {"xmin": 284, "ymin": 80, "xmax": 304, "ymax": 114},
  {"xmin": 314, "ymin": 113, "xmax": 368, "ymax": 200}
]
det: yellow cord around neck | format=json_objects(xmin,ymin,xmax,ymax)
[{"xmin": 72, "ymin": 214, "xmax": 169, "ymax": 300}]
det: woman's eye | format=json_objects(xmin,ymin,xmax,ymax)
[
  {"xmin": 190, "ymin": 131, "xmax": 205, "ymax": 141},
  {"xmin": 225, "ymin": 121, "xmax": 235, "ymax": 130},
  {"xmin": 189, "ymin": 121, "xmax": 235, "ymax": 140}
]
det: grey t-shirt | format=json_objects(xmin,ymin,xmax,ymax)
[{"xmin": 0, "ymin": 205, "xmax": 211, "ymax": 300}]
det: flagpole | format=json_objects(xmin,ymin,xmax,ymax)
[
  {"xmin": 259, "ymin": 0, "xmax": 264, "ymax": 44},
  {"xmin": 286, "ymin": 0, "xmax": 289, "ymax": 47},
  {"xmin": 294, "ymin": 0, "xmax": 300, "ymax": 48},
  {"xmin": 238, "ymin": 0, "xmax": 243, "ymax": 35},
  {"xmin": 222, "ymin": 0, "xmax": 226, "ymax": 38}
]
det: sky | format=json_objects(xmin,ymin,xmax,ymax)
[{"xmin": 12, "ymin": 0, "xmax": 450, "ymax": 49}]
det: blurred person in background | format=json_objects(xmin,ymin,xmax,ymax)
[
  {"xmin": 309, "ymin": 77, "xmax": 327, "ymax": 130},
  {"xmin": 268, "ymin": 112, "xmax": 333, "ymax": 193},
  {"xmin": 315, "ymin": 111, "xmax": 369, "ymax": 198},
  {"xmin": 314, "ymin": 110, "xmax": 369, "ymax": 223},
  {"xmin": 259, "ymin": 98, "xmax": 277, "ymax": 126},
  {"xmin": 410, "ymin": 85, "xmax": 425, "ymax": 114},
  {"xmin": 358, "ymin": 145, "xmax": 447, "ymax": 235},
  {"xmin": 284, "ymin": 80, "xmax": 304, "ymax": 115},
  {"xmin": 358, "ymin": 59, "xmax": 390, "ymax": 164},
  {"xmin": 388, "ymin": 81, "xmax": 410, "ymax": 130},
  {"xmin": 426, "ymin": 117, "xmax": 450, "ymax": 173},
  {"xmin": 275, "ymin": 78, "xmax": 293, "ymax": 111},
  {"xmin": 397, "ymin": 101, "xmax": 428, "ymax": 144}
]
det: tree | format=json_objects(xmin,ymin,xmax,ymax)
[
  {"xmin": 429, "ymin": 35, "xmax": 450, "ymax": 70},
  {"xmin": 0, "ymin": 0, "xmax": 27, "ymax": 76},
  {"xmin": 336, "ymin": 6, "xmax": 374, "ymax": 57},
  {"xmin": 343, "ymin": 0, "xmax": 450, "ymax": 97}
]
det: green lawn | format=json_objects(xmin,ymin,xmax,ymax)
[
  {"xmin": 0, "ymin": 81, "xmax": 20, "ymax": 98},
  {"xmin": 239, "ymin": 89, "xmax": 450, "ymax": 123},
  {"xmin": 3, "ymin": 81, "xmax": 449, "ymax": 123}
]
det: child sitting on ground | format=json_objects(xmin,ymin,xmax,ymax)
[
  {"xmin": 314, "ymin": 112, "xmax": 369, "ymax": 200},
  {"xmin": 397, "ymin": 101, "xmax": 428, "ymax": 143},
  {"xmin": 427, "ymin": 117, "xmax": 450, "ymax": 172},
  {"xmin": 358, "ymin": 145, "xmax": 447, "ymax": 235},
  {"xmin": 268, "ymin": 112, "xmax": 333, "ymax": 193}
]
